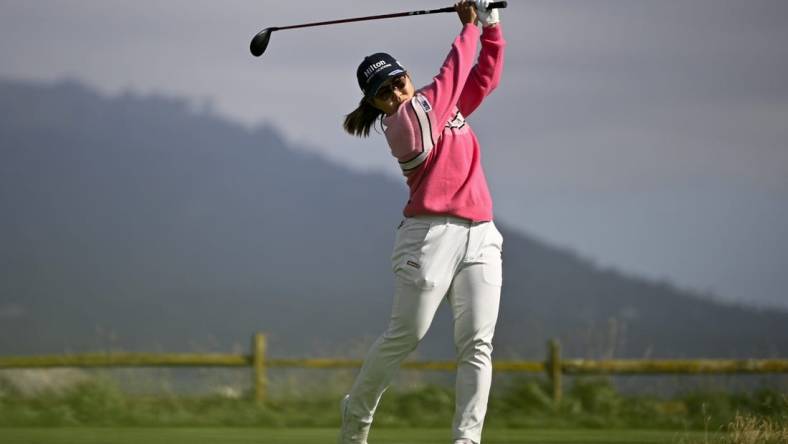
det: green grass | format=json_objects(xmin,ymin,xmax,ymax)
[
  {"xmin": 2, "ymin": 373, "xmax": 785, "ymax": 437},
  {"xmin": 0, "ymin": 427, "xmax": 711, "ymax": 444}
]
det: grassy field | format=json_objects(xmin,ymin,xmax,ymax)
[{"xmin": 0, "ymin": 427, "xmax": 712, "ymax": 444}]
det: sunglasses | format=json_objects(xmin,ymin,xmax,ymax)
[{"xmin": 374, "ymin": 75, "xmax": 408, "ymax": 101}]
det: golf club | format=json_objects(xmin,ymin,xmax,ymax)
[{"xmin": 250, "ymin": 2, "xmax": 508, "ymax": 57}]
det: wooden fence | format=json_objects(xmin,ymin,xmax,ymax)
[{"xmin": 1, "ymin": 334, "xmax": 787, "ymax": 404}]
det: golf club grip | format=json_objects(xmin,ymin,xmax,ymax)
[{"xmin": 433, "ymin": 1, "xmax": 508, "ymax": 13}]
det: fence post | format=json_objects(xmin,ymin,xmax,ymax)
[
  {"xmin": 252, "ymin": 332, "xmax": 267, "ymax": 404},
  {"xmin": 547, "ymin": 339, "xmax": 562, "ymax": 407}
]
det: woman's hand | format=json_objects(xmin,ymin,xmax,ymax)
[
  {"xmin": 455, "ymin": 0, "xmax": 478, "ymax": 26},
  {"xmin": 475, "ymin": 0, "xmax": 500, "ymax": 27}
]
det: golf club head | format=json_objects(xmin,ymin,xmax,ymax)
[{"xmin": 250, "ymin": 28, "xmax": 274, "ymax": 57}]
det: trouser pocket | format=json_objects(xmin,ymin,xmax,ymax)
[
  {"xmin": 481, "ymin": 222, "xmax": 503, "ymax": 286},
  {"xmin": 481, "ymin": 254, "xmax": 503, "ymax": 286},
  {"xmin": 391, "ymin": 218, "xmax": 442, "ymax": 289},
  {"xmin": 394, "ymin": 255, "xmax": 437, "ymax": 289}
]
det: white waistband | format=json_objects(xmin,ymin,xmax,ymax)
[{"xmin": 408, "ymin": 214, "xmax": 491, "ymax": 226}]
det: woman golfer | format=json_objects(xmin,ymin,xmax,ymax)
[{"xmin": 340, "ymin": 1, "xmax": 505, "ymax": 443}]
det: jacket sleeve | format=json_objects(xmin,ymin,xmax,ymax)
[
  {"xmin": 385, "ymin": 96, "xmax": 436, "ymax": 176},
  {"xmin": 457, "ymin": 24, "xmax": 506, "ymax": 117},
  {"xmin": 417, "ymin": 23, "xmax": 481, "ymax": 142},
  {"xmin": 384, "ymin": 24, "xmax": 480, "ymax": 175}
]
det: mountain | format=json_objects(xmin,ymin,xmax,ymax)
[{"xmin": 1, "ymin": 78, "xmax": 786, "ymax": 362}]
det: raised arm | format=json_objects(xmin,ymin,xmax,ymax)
[
  {"xmin": 416, "ymin": 6, "xmax": 481, "ymax": 141},
  {"xmin": 457, "ymin": 24, "xmax": 506, "ymax": 117},
  {"xmin": 384, "ymin": 4, "xmax": 481, "ymax": 175}
]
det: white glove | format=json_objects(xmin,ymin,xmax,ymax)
[{"xmin": 475, "ymin": 0, "xmax": 500, "ymax": 27}]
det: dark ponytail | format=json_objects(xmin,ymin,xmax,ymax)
[{"xmin": 343, "ymin": 98, "xmax": 384, "ymax": 138}]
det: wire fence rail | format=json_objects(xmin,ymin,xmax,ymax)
[{"xmin": 1, "ymin": 334, "xmax": 787, "ymax": 404}]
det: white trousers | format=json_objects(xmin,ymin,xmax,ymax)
[{"xmin": 346, "ymin": 215, "xmax": 503, "ymax": 443}]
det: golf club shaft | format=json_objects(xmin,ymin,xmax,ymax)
[{"xmin": 271, "ymin": 1, "xmax": 507, "ymax": 32}]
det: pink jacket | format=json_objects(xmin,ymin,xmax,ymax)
[{"xmin": 383, "ymin": 24, "xmax": 505, "ymax": 222}]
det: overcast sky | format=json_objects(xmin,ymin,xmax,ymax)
[{"xmin": 1, "ymin": 0, "xmax": 787, "ymax": 309}]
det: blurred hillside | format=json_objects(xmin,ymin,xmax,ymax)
[{"xmin": 1, "ymin": 78, "xmax": 786, "ymax": 360}]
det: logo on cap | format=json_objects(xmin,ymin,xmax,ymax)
[{"xmin": 363, "ymin": 60, "xmax": 390, "ymax": 82}]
